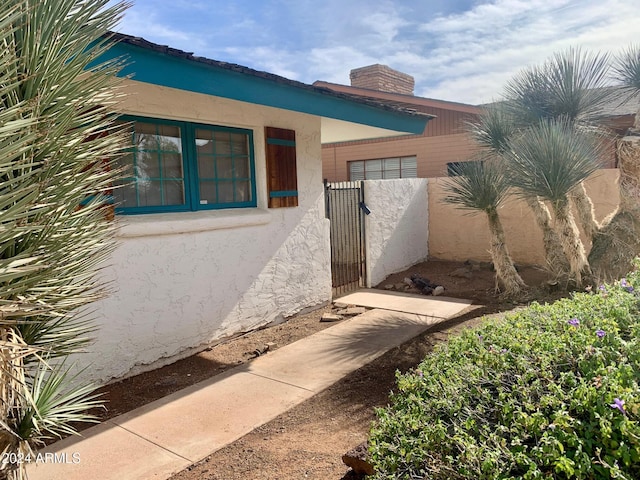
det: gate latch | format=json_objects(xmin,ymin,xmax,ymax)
[{"xmin": 359, "ymin": 202, "xmax": 371, "ymax": 215}]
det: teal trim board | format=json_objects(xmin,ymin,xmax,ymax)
[
  {"xmin": 270, "ymin": 190, "xmax": 298, "ymax": 198},
  {"xmin": 99, "ymin": 41, "xmax": 430, "ymax": 135},
  {"xmin": 266, "ymin": 138, "xmax": 296, "ymax": 147}
]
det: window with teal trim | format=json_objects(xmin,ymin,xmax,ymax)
[{"xmin": 115, "ymin": 117, "xmax": 256, "ymax": 214}]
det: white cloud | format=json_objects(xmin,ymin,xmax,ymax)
[
  {"xmin": 410, "ymin": 0, "xmax": 640, "ymax": 103},
  {"xmin": 117, "ymin": 9, "xmax": 196, "ymax": 46},
  {"xmin": 222, "ymin": 46, "xmax": 301, "ymax": 80},
  {"xmin": 114, "ymin": 0, "xmax": 640, "ymax": 105}
]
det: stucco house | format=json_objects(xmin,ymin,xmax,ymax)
[{"xmin": 81, "ymin": 34, "xmax": 430, "ymax": 385}]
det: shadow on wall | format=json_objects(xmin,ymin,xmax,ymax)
[
  {"xmin": 74, "ymin": 191, "xmax": 331, "ymax": 385},
  {"xmin": 427, "ymin": 169, "xmax": 621, "ymax": 265}
]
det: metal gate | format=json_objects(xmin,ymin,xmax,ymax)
[{"xmin": 324, "ymin": 180, "xmax": 368, "ymax": 296}]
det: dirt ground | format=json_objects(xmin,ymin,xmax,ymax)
[{"xmin": 88, "ymin": 259, "xmax": 558, "ymax": 479}]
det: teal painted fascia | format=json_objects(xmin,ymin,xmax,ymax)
[{"xmin": 103, "ymin": 42, "xmax": 429, "ymax": 135}]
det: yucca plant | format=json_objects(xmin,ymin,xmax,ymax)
[
  {"xmin": 468, "ymin": 106, "xmax": 570, "ymax": 277},
  {"xmin": 505, "ymin": 47, "xmax": 613, "ymax": 125},
  {"xmin": 589, "ymin": 45, "xmax": 640, "ymax": 280},
  {"xmin": 0, "ymin": 1, "xmax": 129, "ymax": 479},
  {"xmin": 503, "ymin": 47, "xmax": 613, "ymax": 241},
  {"xmin": 442, "ymin": 158, "xmax": 526, "ymax": 297},
  {"xmin": 504, "ymin": 119, "xmax": 605, "ymax": 286}
]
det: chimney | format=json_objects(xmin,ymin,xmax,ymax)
[{"xmin": 349, "ymin": 64, "xmax": 415, "ymax": 95}]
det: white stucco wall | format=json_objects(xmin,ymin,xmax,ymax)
[
  {"xmin": 363, "ymin": 179, "xmax": 429, "ymax": 287},
  {"xmin": 76, "ymin": 81, "xmax": 332, "ymax": 384}
]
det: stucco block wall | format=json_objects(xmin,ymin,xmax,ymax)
[
  {"xmin": 78, "ymin": 81, "xmax": 331, "ymax": 385},
  {"xmin": 322, "ymin": 133, "xmax": 478, "ymax": 181},
  {"xmin": 364, "ymin": 179, "xmax": 429, "ymax": 286},
  {"xmin": 428, "ymin": 169, "xmax": 620, "ymax": 264}
]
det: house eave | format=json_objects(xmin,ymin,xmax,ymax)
[{"xmin": 100, "ymin": 34, "xmax": 432, "ymax": 142}]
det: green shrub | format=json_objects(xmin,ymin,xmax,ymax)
[{"xmin": 370, "ymin": 263, "xmax": 640, "ymax": 479}]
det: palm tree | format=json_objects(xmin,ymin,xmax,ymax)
[
  {"xmin": 442, "ymin": 158, "xmax": 526, "ymax": 297},
  {"xmin": 0, "ymin": 1, "xmax": 128, "ymax": 478},
  {"xmin": 589, "ymin": 45, "xmax": 640, "ymax": 280},
  {"xmin": 504, "ymin": 119, "xmax": 605, "ymax": 286}
]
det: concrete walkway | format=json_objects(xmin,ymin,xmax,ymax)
[{"xmin": 27, "ymin": 291, "xmax": 471, "ymax": 480}]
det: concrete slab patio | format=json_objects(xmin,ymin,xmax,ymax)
[
  {"xmin": 27, "ymin": 291, "xmax": 471, "ymax": 480},
  {"xmin": 337, "ymin": 289, "xmax": 472, "ymax": 317}
]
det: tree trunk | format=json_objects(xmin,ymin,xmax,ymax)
[
  {"xmin": 0, "ymin": 327, "xmax": 28, "ymax": 480},
  {"xmin": 589, "ymin": 136, "xmax": 640, "ymax": 281},
  {"xmin": 552, "ymin": 198, "xmax": 592, "ymax": 286},
  {"xmin": 569, "ymin": 182, "xmax": 600, "ymax": 238},
  {"xmin": 486, "ymin": 208, "xmax": 527, "ymax": 296},
  {"xmin": 525, "ymin": 197, "xmax": 571, "ymax": 276}
]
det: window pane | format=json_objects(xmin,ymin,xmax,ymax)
[
  {"xmin": 199, "ymin": 181, "xmax": 216, "ymax": 204},
  {"xmin": 195, "ymin": 129, "xmax": 252, "ymax": 206},
  {"xmin": 164, "ymin": 180, "xmax": 185, "ymax": 205},
  {"xmin": 217, "ymin": 182, "xmax": 234, "ymax": 203},
  {"xmin": 236, "ymin": 181, "xmax": 251, "ymax": 202},
  {"xmin": 137, "ymin": 179, "xmax": 162, "ymax": 206},
  {"xmin": 157, "ymin": 125, "xmax": 182, "ymax": 153},
  {"xmin": 136, "ymin": 151, "xmax": 160, "ymax": 178},
  {"xmin": 384, "ymin": 158, "xmax": 400, "ymax": 169},
  {"xmin": 214, "ymin": 131, "xmax": 231, "ymax": 154},
  {"xmin": 195, "ymin": 129, "xmax": 214, "ymax": 155},
  {"xmin": 198, "ymin": 156, "xmax": 216, "ymax": 178},
  {"xmin": 349, "ymin": 161, "xmax": 364, "ymax": 181},
  {"xmin": 366, "ymin": 169, "xmax": 383, "ymax": 180},
  {"xmin": 115, "ymin": 153, "xmax": 134, "ymax": 176},
  {"xmin": 216, "ymin": 157, "xmax": 233, "ymax": 179},
  {"xmin": 163, "ymin": 153, "xmax": 183, "ymax": 178},
  {"xmin": 134, "ymin": 122, "xmax": 158, "ymax": 146},
  {"xmin": 401, "ymin": 156, "xmax": 417, "ymax": 178},
  {"xmin": 117, "ymin": 120, "xmax": 186, "ymax": 209},
  {"xmin": 230, "ymin": 133, "xmax": 248, "ymax": 155},
  {"xmin": 115, "ymin": 181, "xmax": 137, "ymax": 208},
  {"xmin": 383, "ymin": 169, "xmax": 401, "ymax": 179},
  {"xmin": 235, "ymin": 157, "xmax": 250, "ymax": 179}
]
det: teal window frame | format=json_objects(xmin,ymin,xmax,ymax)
[{"xmin": 116, "ymin": 115, "xmax": 257, "ymax": 214}]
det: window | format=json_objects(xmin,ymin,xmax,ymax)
[
  {"xmin": 115, "ymin": 117, "xmax": 256, "ymax": 214},
  {"xmin": 349, "ymin": 156, "xmax": 417, "ymax": 181},
  {"xmin": 446, "ymin": 161, "xmax": 479, "ymax": 176}
]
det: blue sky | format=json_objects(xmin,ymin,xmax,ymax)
[{"xmin": 115, "ymin": 0, "xmax": 640, "ymax": 104}]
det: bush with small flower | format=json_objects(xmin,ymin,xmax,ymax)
[{"xmin": 369, "ymin": 261, "xmax": 640, "ymax": 479}]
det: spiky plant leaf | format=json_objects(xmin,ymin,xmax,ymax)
[
  {"xmin": 504, "ymin": 47, "xmax": 614, "ymax": 125},
  {"xmin": 442, "ymin": 157, "xmax": 510, "ymax": 214},
  {"xmin": 0, "ymin": 1, "xmax": 130, "ymax": 475},
  {"xmin": 613, "ymin": 44, "xmax": 640, "ymax": 94},
  {"xmin": 467, "ymin": 105, "xmax": 517, "ymax": 155},
  {"xmin": 504, "ymin": 118, "xmax": 604, "ymax": 204},
  {"xmin": 16, "ymin": 361, "xmax": 103, "ymax": 445}
]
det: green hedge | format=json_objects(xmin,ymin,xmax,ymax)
[{"xmin": 370, "ymin": 264, "xmax": 640, "ymax": 479}]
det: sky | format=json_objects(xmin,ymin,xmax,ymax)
[{"xmin": 113, "ymin": 0, "xmax": 640, "ymax": 105}]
